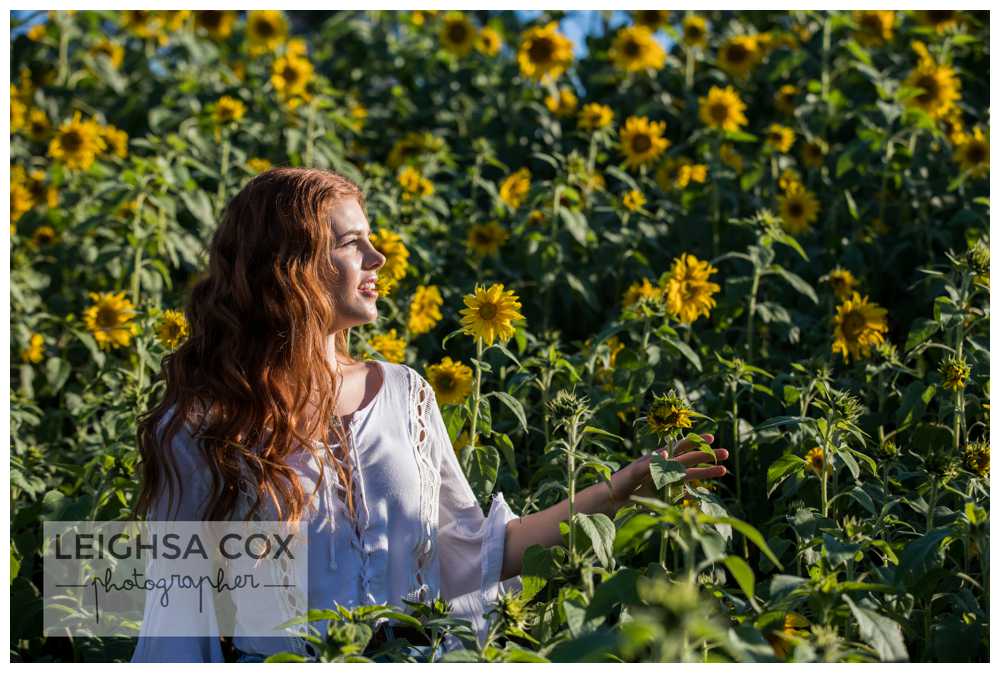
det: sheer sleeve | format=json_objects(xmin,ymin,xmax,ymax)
[
  {"xmin": 131, "ymin": 410, "xmax": 225, "ymax": 663},
  {"xmin": 418, "ymin": 377, "xmax": 523, "ymax": 645}
]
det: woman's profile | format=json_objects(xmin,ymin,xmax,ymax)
[{"xmin": 130, "ymin": 167, "xmax": 729, "ymax": 662}]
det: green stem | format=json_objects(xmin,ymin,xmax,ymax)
[
  {"xmin": 746, "ymin": 267, "xmax": 761, "ymax": 363},
  {"xmin": 684, "ymin": 47, "xmax": 694, "ymax": 91},
  {"xmin": 57, "ymin": 24, "xmax": 70, "ymax": 86},
  {"xmin": 567, "ymin": 420, "xmax": 577, "ymax": 565},
  {"xmin": 732, "ymin": 391, "xmax": 741, "ymax": 505},
  {"xmin": 711, "ymin": 135, "xmax": 721, "ymax": 256},
  {"xmin": 217, "ymin": 136, "xmax": 231, "ymax": 212},
  {"xmin": 305, "ymin": 97, "xmax": 318, "ymax": 166},
  {"xmin": 469, "ymin": 337, "xmax": 484, "ymax": 450},
  {"xmin": 927, "ymin": 479, "xmax": 938, "ymax": 530}
]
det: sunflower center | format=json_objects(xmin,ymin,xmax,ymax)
[
  {"xmin": 61, "ymin": 130, "xmax": 83, "ymax": 152},
  {"xmin": 96, "ymin": 306, "xmax": 120, "ymax": 328},
  {"xmin": 967, "ymin": 142, "xmax": 987, "ymax": 163},
  {"xmin": 787, "ymin": 200, "xmax": 804, "ymax": 218},
  {"xmin": 685, "ymin": 26, "xmax": 703, "ymax": 41},
  {"xmin": 447, "ymin": 22, "xmax": 468, "ymax": 44},
  {"xmin": 528, "ymin": 37, "xmax": 555, "ymax": 64},
  {"xmin": 478, "ymin": 303, "xmax": 498, "ymax": 320},
  {"xmin": 623, "ymin": 39, "xmax": 641, "ymax": 58},
  {"xmin": 199, "ymin": 11, "xmax": 223, "ymax": 29},
  {"xmin": 282, "ymin": 65, "xmax": 300, "ymax": 83},
  {"xmin": 841, "ymin": 311, "xmax": 866, "ymax": 340},
  {"xmin": 926, "ymin": 10, "xmax": 954, "ymax": 26},
  {"xmin": 726, "ymin": 43, "xmax": 749, "ymax": 64},
  {"xmin": 860, "ymin": 15, "xmax": 882, "ymax": 33},
  {"xmin": 915, "ymin": 74, "xmax": 940, "ymax": 103},
  {"xmin": 710, "ymin": 102, "xmax": 729, "ymax": 122},
  {"xmin": 631, "ymin": 134, "xmax": 653, "ymax": 153},
  {"xmin": 255, "ymin": 19, "xmax": 276, "ymax": 38},
  {"xmin": 438, "ymin": 374, "xmax": 455, "ymax": 391}
]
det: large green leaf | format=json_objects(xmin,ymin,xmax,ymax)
[
  {"xmin": 843, "ymin": 595, "xmax": 909, "ymax": 662},
  {"xmin": 723, "ymin": 555, "xmax": 756, "ymax": 601},
  {"xmin": 575, "ymin": 513, "xmax": 616, "ymax": 568}
]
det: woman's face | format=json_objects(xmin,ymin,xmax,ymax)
[{"xmin": 328, "ymin": 199, "xmax": 386, "ymax": 333}]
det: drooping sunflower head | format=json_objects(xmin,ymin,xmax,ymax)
[
  {"xmin": 655, "ymin": 157, "xmax": 707, "ymax": 192},
  {"xmin": 646, "ymin": 390, "xmax": 694, "ymax": 438},
  {"xmin": 100, "ymin": 125, "xmax": 128, "ymax": 159},
  {"xmin": 619, "ymin": 116, "xmax": 670, "ymax": 170},
  {"xmin": 271, "ymin": 54, "xmax": 314, "ymax": 96},
  {"xmin": 47, "ymin": 111, "xmax": 107, "ymax": 172},
  {"xmin": 247, "ymin": 157, "xmax": 272, "ymax": 174},
  {"xmin": 213, "ymin": 95, "xmax": 246, "ymax": 126},
  {"xmin": 805, "ymin": 447, "xmax": 826, "ymax": 475},
  {"xmin": 397, "ymin": 166, "xmax": 435, "ymax": 200},
  {"xmin": 156, "ymin": 309, "xmax": 190, "ymax": 350},
  {"xmin": 765, "ymin": 123, "xmax": 796, "ymax": 154},
  {"xmin": 609, "ymin": 25, "xmax": 666, "ymax": 73},
  {"xmin": 368, "ymin": 328, "xmax": 407, "ymax": 364},
  {"xmin": 476, "ymin": 26, "xmax": 503, "ymax": 56},
  {"xmin": 440, "ymin": 12, "xmax": 477, "ymax": 57},
  {"xmin": 407, "ymin": 284, "xmax": 444, "ymax": 335},
  {"xmin": 622, "ymin": 277, "xmax": 663, "ymax": 310},
  {"xmin": 621, "ymin": 189, "xmax": 646, "ymax": 212},
  {"xmin": 681, "ymin": 15, "xmax": 709, "ymax": 49},
  {"xmin": 26, "ymin": 108, "xmax": 51, "ymax": 142},
  {"xmin": 852, "ymin": 10, "xmax": 895, "ymax": 46},
  {"xmin": 82, "ymin": 290, "xmax": 139, "ymax": 350},
  {"xmin": 955, "ymin": 126, "xmax": 989, "ymax": 178},
  {"xmin": 578, "ymin": 102, "xmax": 614, "ymax": 131},
  {"xmin": 822, "ymin": 267, "xmax": 857, "ymax": 301},
  {"xmin": 719, "ymin": 142, "xmax": 744, "ymax": 172},
  {"xmin": 632, "ymin": 10, "xmax": 671, "ymax": 31},
  {"xmin": 499, "ymin": 168, "xmax": 532, "ymax": 210},
  {"xmin": 246, "ymin": 10, "xmax": 288, "ymax": 53},
  {"xmin": 544, "ymin": 87, "xmax": 578, "ymax": 117},
  {"xmin": 195, "ymin": 10, "xmax": 236, "ymax": 40},
  {"xmin": 904, "ymin": 60, "xmax": 961, "ymax": 120},
  {"xmin": 466, "ymin": 221, "xmax": 509, "ymax": 257},
  {"xmin": 774, "ymin": 83, "xmax": 799, "ymax": 116},
  {"xmin": 963, "ymin": 440, "xmax": 989, "ymax": 478},
  {"xmin": 663, "ymin": 253, "xmax": 721, "ymax": 324},
  {"xmin": 517, "ymin": 21, "xmax": 574, "ymax": 82},
  {"xmin": 801, "ymin": 139, "xmax": 828, "ymax": 168},
  {"xmin": 698, "ymin": 85, "xmax": 748, "ymax": 132},
  {"xmin": 30, "ymin": 225, "xmax": 58, "ymax": 248},
  {"xmin": 459, "ymin": 283, "xmax": 525, "ymax": 346},
  {"xmin": 917, "ymin": 10, "xmax": 961, "ymax": 34},
  {"xmin": 369, "ymin": 229, "xmax": 410, "ymax": 295},
  {"xmin": 20, "ymin": 333, "xmax": 45, "ymax": 364},
  {"xmin": 425, "ymin": 356, "xmax": 474, "ymax": 406},
  {"xmin": 939, "ymin": 355, "xmax": 971, "ymax": 391},
  {"xmin": 717, "ymin": 35, "xmax": 759, "ymax": 78},
  {"xmin": 832, "ymin": 292, "xmax": 889, "ymax": 362},
  {"xmin": 777, "ymin": 184, "xmax": 820, "ymax": 235}
]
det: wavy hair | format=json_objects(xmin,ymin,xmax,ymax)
[{"xmin": 134, "ymin": 167, "xmax": 368, "ymax": 524}]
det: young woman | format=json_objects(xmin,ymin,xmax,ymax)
[{"xmin": 130, "ymin": 168, "xmax": 728, "ymax": 662}]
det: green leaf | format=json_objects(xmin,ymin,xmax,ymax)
[
  {"xmin": 466, "ymin": 445, "xmax": 500, "ymax": 500},
  {"xmin": 896, "ymin": 382, "xmax": 936, "ymax": 426},
  {"xmin": 904, "ymin": 318, "xmax": 939, "ymax": 352},
  {"xmin": 722, "ymin": 555, "xmax": 756, "ymax": 601},
  {"xmin": 486, "ymin": 391, "xmax": 528, "ymax": 434},
  {"xmin": 585, "ymin": 568, "xmax": 641, "ymax": 620},
  {"xmin": 440, "ymin": 328, "xmax": 466, "ymax": 350},
  {"xmin": 756, "ymin": 415, "xmax": 805, "ymax": 431},
  {"xmin": 583, "ymin": 425, "xmax": 626, "ymax": 443},
  {"xmin": 660, "ymin": 335, "xmax": 703, "ymax": 372},
  {"xmin": 769, "ymin": 266, "xmax": 819, "ymax": 304},
  {"xmin": 844, "ymin": 189, "xmax": 860, "ymax": 220},
  {"xmin": 492, "ymin": 342, "xmax": 523, "ymax": 369},
  {"xmin": 767, "ymin": 454, "xmax": 805, "ymax": 497},
  {"xmin": 574, "ymin": 513, "xmax": 616, "ymax": 568},
  {"xmin": 650, "ymin": 455, "xmax": 687, "ymax": 489},
  {"xmin": 565, "ymin": 272, "xmax": 598, "ymax": 309},
  {"xmin": 843, "ymin": 595, "xmax": 909, "ymax": 662},
  {"xmin": 897, "ymin": 528, "xmax": 951, "ymax": 587},
  {"xmin": 613, "ymin": 513, "xmax": 660, "ymax": 554},
  {"xmin": 704, "ymin": 516, "xmax": 783, "ymax": 569}
]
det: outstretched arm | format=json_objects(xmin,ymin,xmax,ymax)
[{"xmin": 499, "ymin": 433, "xmax": 728, "ymax": 581}]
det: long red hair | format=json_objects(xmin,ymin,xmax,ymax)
[{"xmin": 134, "ymin": 167, "xmax": 367, "ymax": 523}]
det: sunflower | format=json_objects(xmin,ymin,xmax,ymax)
[
  {"xmin": 527, "ymin": 209, "xmax": 546, "ymax": 227},
  {"xmin": 955, "ymin": 127, "xmax": 988, "ymax": 178},
  {"xmin": 20, "ymin": 333, "xmax": 45, "ymax": 364},
  {"xmin": 410, "ymin": 10, "xmax": 439, "ymax": 27},
  {"xmin": 917, "ymin": 10, "xmax": 961, "ymax": 34},
  {"xmin": 30, "ymin": 225, "xmax": 58, "ymax": 248},
  {"xmin": 398, "ymin": 166, "xmax": 435, "ymax": 200},
  {"xmin": 408, "ymin": 285, "xmax": 444, "ymax": 335},
  {"xmin": 369, "ymin": 230, "xmax": 410, "ymax": 295},
  {"xmin": 632, "ymin": 10, "xmax": 670, "ymax": 31},
  {"xmin": 939, "ymin": 355, "xmax": 971, "ymax": 391},
  {"xmin": 940, "ymin": 108, "xmax": 967, "ymax": 145},
  {"xmin": 26, "ymin": 108, "xmax": 51, "ymax": 142},
  {"xmin": 48, "ymin": 111, "xmax": 107, "ymax": 171},
  {"xmin": 622, "ymin": 277, "xmax": 663, "ymax": 308},
  {"xmin": 11, "ymin": 180, "xmax": 33, "ymax": 226},
  {"xmin": 622, "ymin": 189, "xmax": 646, "ymax": 212},
  {"xmin": 100, "ymin": 125, "xmax": 129, "ymax": 159},
  {"xmin": 425, "ymin": 357, "xmax": 474, "ymax": 406},
  {"xmin": 853, "ymin": 10, "xmax": 894, "ymax": 46},
  {"xmin": 11, "ymin": 85, "xmax": 27, "ymax": 132},
  {"xmin": 719, "ymin": 143, "xmax": 744, "ymax": 172},
  {"xmin": 800, "ymin": 139, "xmax": 828, "ymax": 168},
  {"xmin": 88, "ymin": 38, "xmax": 124, "ymax": 69},
  {"xmin": 24, "ymin": 169, "xmax": 58, "ymax": 209},
  {"xmin": 120, "ymin": 11, "xmax": 167, "ymax": 46},
  {"xmin": 832, "ymin": 292, "xmax": 889, "ymax": 362},
  {"xmin": 804, "ymin": 447, "xmax": 827, "ymax": 476},
  {"xmin": 777, "ymin": 184, "xmax": 820, "ymax": 235},
  {"xmin": 369, "ymin": 329, "xmax": 407, "ymax": 364},
  {"xmin": 271, "ymin": 55, "xmax": 314, "ymax": 97},
  {"xmin": 662, "ymin": 253, "xmax": 721, "ymax": 324},
  {"xmin": 544, "ymin": 87, "xmax": 578, "ymax": 117},
  {"xmin": 774, "ymin": 84, "xmax": 799, "ymax": 116},
  {"xmin": 212, "ymin": 95, "xmax": 246, "ymax": 126},
  {"xmin": 499, "ymin": 168, "xmax": 531, "ymax": 209},
  {"xmin": 655, "ymin": 157, "xmax": 708, "ymax": 192},
  {"xmin": 646, "ymin": 390, "xmax": 693, "ymax": 439},
  {"xmin": 194, "ymin": 10, "xmax": 236, "ymax": 40},
  {"xmin": 247, "ymin": 157, "xmax": 272, "ymax": 173},
  {"xmin": 767, "ymin": 612, "xmax": 811, "ymax": 659},
  {"xmin": 904, "ymin": 60, "xmax": 961, "ymax": 120},
  {"xmin": 247, "ymin": 10, "xmax": 288, "ymax": 53},
  {"xmin": 156, "ymin": 309, "xmax": 190, "ymax": 349},
  {"xmin": 765, "ymin": 123, "xmax": 796, "ymax": 154},
  {"xmin": 681, "ymin": 15, "xmax": 709, "ymax": 49},
  {"xmin": 963, "ymin": 440, "xmax": 989, "ymax": 478},
  {"xmin": 459, "ymin": 283, "xmax": 525, "ymax": 346},
  {"xmin": 619, "ymin": 116, "xmax": 669, "ymax": 170},
  {"xmin": 386, "ymin": 131, "xmax": 444, "ymax": 169},
  {"xmin": 609, "ymin": 25, "xmax": 666, "ymax": 73},
  {"xmin": 717, "ymin": 35, "xmax": 759, "ymax": 78},
  {"xmin": 578, "ymin": 102, "xmax": 614, "ymax": 130},
  {"xmin": 517, "ymin": 21, "xmax": 574, "ymax": 82},
  {"xmin": 476, "ymin": 26, "xmax": 502, "ymax": 56},
  {"xmin": 440, "ymin": 12, "xmax": 477, "ymax": 57},
  {"xmin": 698, "ymin": 85, "xmax": 748, "ymax": 132},
  {"xmin": 27, "ymin": 23, "xmax": 46, "ymax": 41},
  {"xmin": 466, "ymin": 222, "xmax": 509, "ymax": 257},
  {"xmin": 822, "ymin": 267, "xmax": 858, "ymax": 301},
  {"xmin": 83, "ymin": 291, "xmax": 139, "ymax": 350}
]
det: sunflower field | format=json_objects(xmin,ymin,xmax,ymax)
[{"xmin": 9, "ymin": 9, "xmax": 990, "ymax": 663}]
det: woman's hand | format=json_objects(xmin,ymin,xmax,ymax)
[{"xmin": 609, "ymin": 433, "xmax": 729, "ymax": 507}]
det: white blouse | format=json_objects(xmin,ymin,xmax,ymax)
[{"xmin": 131, "ymin": 361, "xmax": 522, "ymax": 662}]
